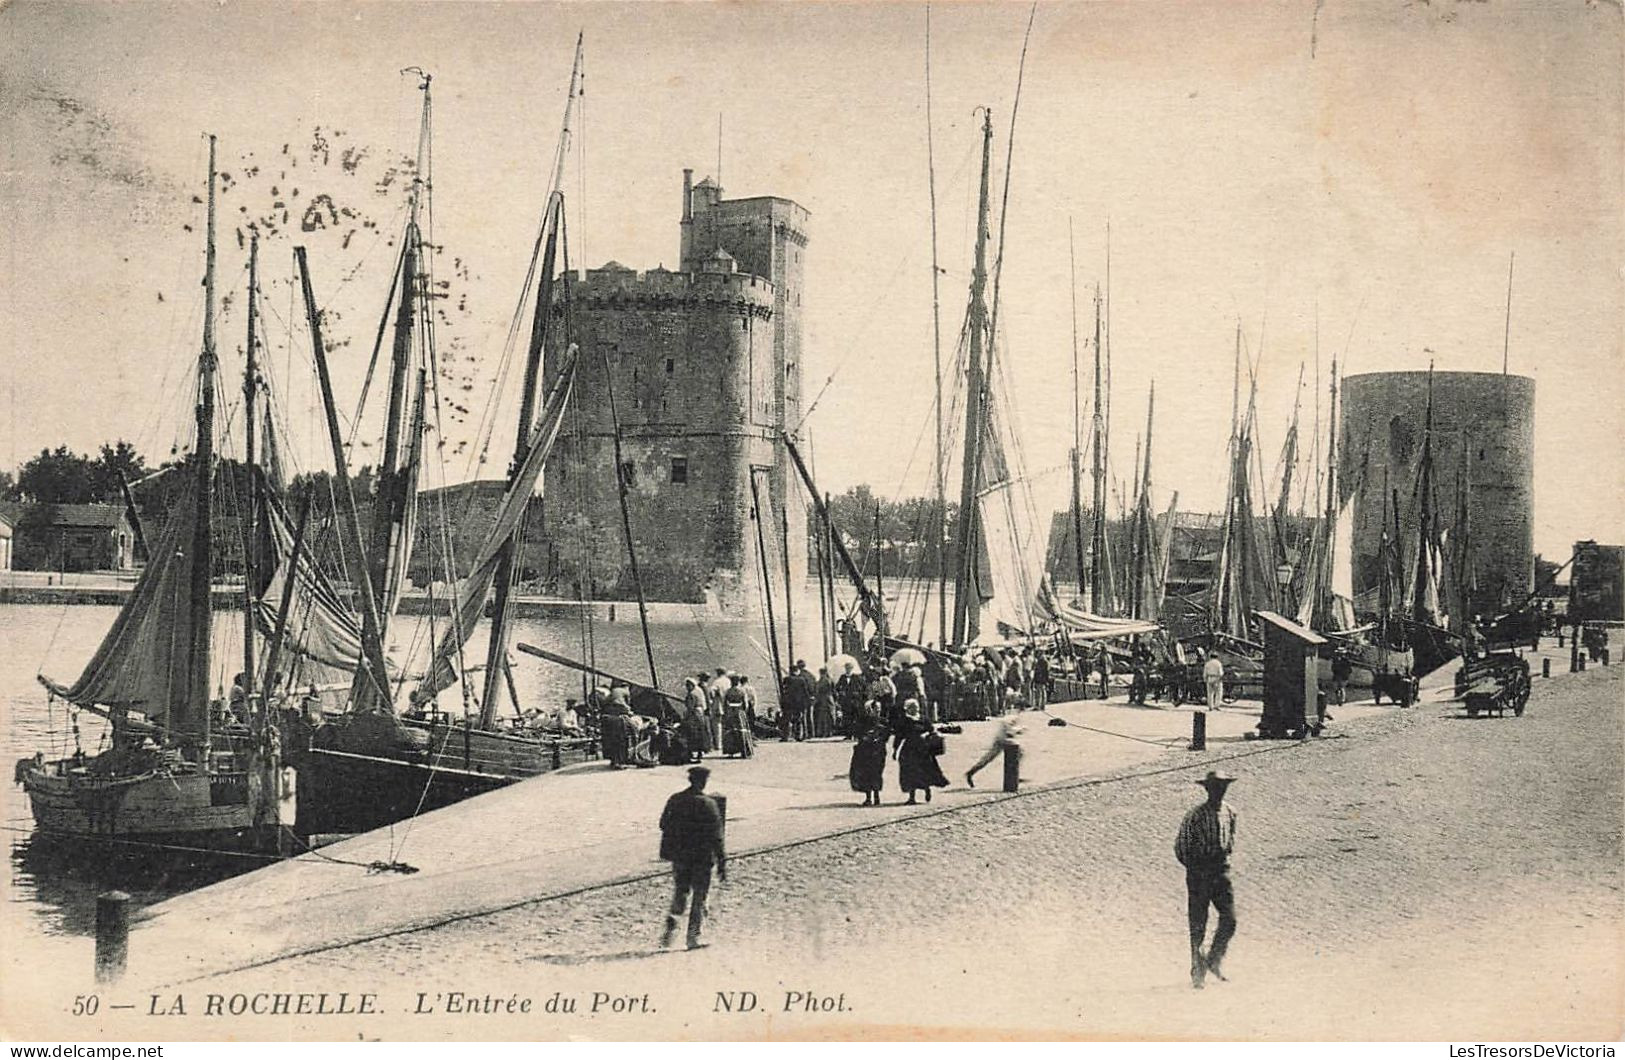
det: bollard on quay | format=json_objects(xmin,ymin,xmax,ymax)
[
  {"xmin": 95, "ymin": 891, "xmax": 130, "ymax": 984},
  {"xmin": 1190, "ymin": 711, "xmax": 1207, "ymax": 752},
  {"xmin": 1604, "ymin": 649, "xmax": 1611, "ymax": 667},
  {"xmin": 1002, "ymin": 743, "xmax": 1022, "ymax": 793},
  {"xmin": 1542, "ymin": 657, "xmax": 1551, "ymax": 678}
]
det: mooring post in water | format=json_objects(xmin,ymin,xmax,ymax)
[
  {"xmin": 95, "ymin": 891, "xmax": 129, "ymax": 983},
  {"xmin": 1190, "ymin": 711, "xmax": 1207, "ymax": 752}
]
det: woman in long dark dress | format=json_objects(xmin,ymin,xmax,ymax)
[
  {"xmin": 893, "ymin": 699, "xmax": 949, "ymax": 804},
  {"xmin": 680, "ymin": 677, "xmax": 713, "ymax": 762},
  {"xmin": 600, "ymin": 697, "xmax": 630, "ymax": 768},
  {"xmin": 847, "ymin": 704, "xmax": 888, "ymax": 806},
  {"xmin": 721, "ymin": 675, "xmax": 756, "ymax": 758}
]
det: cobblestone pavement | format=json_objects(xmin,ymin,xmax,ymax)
[{"xmin": 135, "ymin": 665, "xmax": 1625, "ymax": 1040}]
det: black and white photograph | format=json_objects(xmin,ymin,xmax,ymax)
[{"xmin": 1, "ymin": 0, "xmax": 1621, "ymax": 1045}]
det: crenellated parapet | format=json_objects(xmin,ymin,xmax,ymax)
[{"xmin": 561, "ymin": 264, "xmax": 775, "ymax": 320}]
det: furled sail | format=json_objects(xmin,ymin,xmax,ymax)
[
  {"xmin": 967, "ymin": 395, "xmax": 1047, "ymax": 642},
  {"xmin": 1034, "ymin": 575, "xmax": 1160, "ymax": 639},
  {"xmin": 1327, "ymin": 500, "xmax": 1357, "ymax": 629},
  {"xmin": 1296, "ymin": 498, "xmax": 1357, "ymax": 632},
  {"xmin": 414, "ymin": 345, "xmax": 579, "ymax": 701},
  {"xmin": 255, "ymin": 485, "xmax": 373, "ymax": 682},
  {"xmin": 41, "ymin": 476, "xmax": 205, "ymax": 730}
]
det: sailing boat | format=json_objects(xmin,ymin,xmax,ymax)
[
  {"xmin": 20, "ymin": 139, "xmax": 293, "ymax": 854},
  {"xmin": 279, "ymin": 63, "xmax": 598, "ymax": 836},
  {"xmin": 1296, "ymin": 361, "xmax": 1418, "ymax": 703},
  {"xmin": 1391, "ymin": 365, "xmax": 1461, "ymax": 678}
]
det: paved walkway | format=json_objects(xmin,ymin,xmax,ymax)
[
  {"xmin": 235, "ymin": 663, "xmax": 1618, "ymax": 1042},
  {"xmin": 122, "ymin": 692, "xmax": 1386, "ymax": 988}
]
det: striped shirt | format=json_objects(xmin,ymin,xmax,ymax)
[{"xmin": 1175, "ymin": 802, "xmax": 1237, "ymax": 869}]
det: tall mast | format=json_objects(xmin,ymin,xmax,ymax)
[
  {"xmin": 950, "ymin": 110, "xmax": 993, "ymax": 648},
  {"xmin": 924, "ymin": 6, "xmax": 947, "ymax": 650},
  {"xmin": 241, "ymin": 230, "xmax": 259, "ymax": 717},
  {"xmin": 297, "ymin": 246, "xmax": 396, "ymax": 709},
  {"xmin": 478, "ymin": 44, "xmax": 583, "ymax": 724},
  {"xmin": 781, "ymin": 501, "xmax": 795, "ymax": 667},
  {"xmin": 353, "ymin": 71, "xmax": 432, "ymax": 713},
  {"xmin": 1131, "ymin": 382, "xmax": 1154, "ymax": 619},
  {"xmin": 364, "ymin": 77, "xmax": 430, "ymax": 634},
  {"xmin": 1317, "ymin": 359, "xmax": 1339, "ymax": 629},
  {"xmin": 1215, "ymin": 324, "xmax": 1243, "ymax": 631},
  {"xmin": 751, "ymin": 472, "xmax": 785, "ymax": 685},
  {"xmin": 186, "ymin": 134, "xmax": 219, "ymax": 753},
  {"xmin": 1068, "ymin": 219, "xmax": 1086, "ymax": 601},
  {"xmin": 1273, "ymin": 364, "xmax": 1303, "ymax": 611},
  {"xmin": 1089, "ymin": 286, "xmax": 1106, "ymax": 614},
  {"xmin": 1412, "ymin": 363, "xmax": 1437, "ymax": 627},
  {"xmin": 480, "ymin": 196, "xmax": 564, "ymax": 725},
  {"xmin": 825, "ymin": 491, "xmax": 838, "ymax": 657},
  {"xmin": 603, "ymin": 359, "xmax": 660, "ymax": 691},
  {"xmin": 1276, "ymin": 364, "xmax": 1303, "ymax": 527}
]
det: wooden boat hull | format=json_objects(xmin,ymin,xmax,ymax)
[
  {"xmin": 19, "ymin": 759, "xmax": 290, "ymax": 854},
  {"xmin": 287, "ymin": 746, "xmax": 513, "ymax": 835},
  {"xmin": 284, "ymin": 716, "xmax": 598, "ymax": 835}
]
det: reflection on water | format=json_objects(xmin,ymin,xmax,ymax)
[{"xmin": 2, "ymin": 600, "xmax": 805, "ymax": 968}]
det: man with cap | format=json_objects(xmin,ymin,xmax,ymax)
[
  {"xmin": 658, "ymin": 765, "xmax": 727, "ymax": 950},
  {"xmin": 1175, "ymin": 770, "xmax": 1239, "ymax": 989}
]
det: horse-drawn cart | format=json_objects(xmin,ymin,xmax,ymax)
[{"xmin": 1457, "ymin": 652, "xmax": 1531, "ymax": 718}]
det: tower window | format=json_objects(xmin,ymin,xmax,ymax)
[
  {"xmin": 671, "ymin": 457, "xmax": 689, "ymax": 485},
  {"xmin": 665, "ymin": 358, "xmax": 675, "ymax": 374}
]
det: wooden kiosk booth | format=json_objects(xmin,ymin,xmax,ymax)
[{"xmin": 1254, "ymin": 610, "xmax": 1326, "ymax": 739}]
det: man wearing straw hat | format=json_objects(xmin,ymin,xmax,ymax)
[{"xmin": 1175, "ymin": 770, "xmax": 1239, "ymax": 989}]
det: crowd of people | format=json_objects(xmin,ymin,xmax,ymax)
[{"xmin": 570, "ymin": 632, "xmax": 1247, "ymax": 784}]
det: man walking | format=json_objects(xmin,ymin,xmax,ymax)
[
  {"xmin": 1203, "ymin": 651, "xmax": 1226, "ymax": 711},
  {"xmin": 1175, "ymin": 770, "xmax": 1238, "ymax": 989},
  {"xmin": 964, "ymin": 712, "xmax": 1023, "ymax": 788},
  {"xmin": 658, "ymin": 766, "xmax": 727, "ymax": 950}
]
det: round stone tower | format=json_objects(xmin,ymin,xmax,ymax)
[{"xmin": 1338, "ymin": 370, "xmax": 1535, "ymax": 617}]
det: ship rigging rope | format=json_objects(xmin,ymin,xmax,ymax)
[
  {"xmin": 0, "ymin": 823, "xmax": 418, "ymax": 874},
  {"xmin": 792, "ymin": 139, "xmax": 978, "ymax": 437}
]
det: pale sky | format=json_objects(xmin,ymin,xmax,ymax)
[{"xmin": 2, "ymin": 0, "xmax": 1620, "ymax": 560}]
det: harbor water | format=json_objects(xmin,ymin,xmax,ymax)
[{"xmin": 0, "ymin": 595, "xmax": 841, "ymax": 984}]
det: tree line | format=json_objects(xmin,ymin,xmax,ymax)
[{"xmin": 1, "ymin": 441, "xmax": 149, "ymax": 505}]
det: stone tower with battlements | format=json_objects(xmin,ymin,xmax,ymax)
[
  {"xmin": 541, "ymin": 171, "xmax": 810, "ymax": 621},
  {"xmin": 1339, "ymin": 370, "xmax": 1535, "ymax": 617}
]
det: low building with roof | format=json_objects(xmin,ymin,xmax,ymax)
[{"xmin": 1, "ymin": 502, "xmax": 136, "ymax": 572}]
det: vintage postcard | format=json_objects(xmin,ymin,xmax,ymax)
[{"xmin": 1, "ymin": 0, "xmax": 1621, "ymax": 1045}]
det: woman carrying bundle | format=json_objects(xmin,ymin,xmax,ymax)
[{"xmin": 893, "ymin": 699, "xmax": 949, "ymax": 805}]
